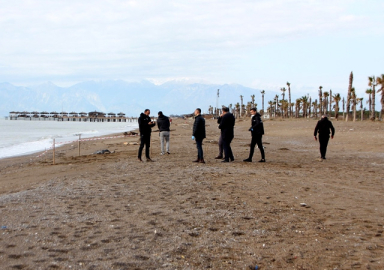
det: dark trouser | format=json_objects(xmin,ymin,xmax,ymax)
[
  {"xmin": 218, "ymin": 135, "xmax": 223, "ymax": 156},
  {"xmin": 196, "ymin": 139, "xmax": 204, "ymax": 160},
  {"xmin": 223, "ymin": 137, "xmax": 234, "ymax": 161},
  {"xmin": 249, "ymin": 134, "xmax": 265, "ymax": 160},
  {"xmin": 138, "ymin": 134, "xmax": 151, "ymax": 159},
  {"xmin": 319, "ymin": 134, "xmax": 330, "ymax": 159}
]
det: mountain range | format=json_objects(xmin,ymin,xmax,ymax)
[{"xmin": 0, "ymin": 80, "xmax": 273, "ymax": 117}]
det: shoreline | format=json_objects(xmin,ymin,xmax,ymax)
[{"xmin": 0, "ymin": 121, "xmax": 139, "ymax": 161}]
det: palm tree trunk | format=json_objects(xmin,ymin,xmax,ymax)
[
  {"xmin": 329, "ymin": 90, "xmax": 332, "ymax": 117},
  {"xmin": 346, "ymin": 72, "xmax": 353, "ymax": 121},
  {"xmin": 371, "ymin": 85, "xmax": 376, "ymax": 120}
]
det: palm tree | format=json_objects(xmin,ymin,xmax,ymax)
[
  {"xmin": 323, "ymin": 91, "xmax": 329, "ymax": 114},
  {"xmin": 351, "ymin": 87, "xmax": 357, "ymax": 122},
  {"xmin": 365, "ymin": 89, "xmax": 372, "ymax": 116},
  {"xmin": 246, "ymin": 102, "xmax": 252, "ymax": 116},
  {"xmin": 376, "ymin": 74, "xmax": 384, "ymax": 120},
  {"xmin": 280, "ymin": 87, "xmax": 286, "ymax": 118},
  {"xmin": 287, "ymin": 82, "xmax": 292, "ymax": 117},
  {"xmin": 357, "ymin": 97, "xmax": 364, "ymax": 121},
  {"xmin": 260, "ymin": 90, "xmax": 265, "ymax": 115},
  {"xmin": 268, "ymin": 100, "xmax": 273, "ymax": 117},
  {"xmin": 342, "ymin": 97, "xmax": 345, "ymax": 119},
  {"xmin": 234, "ymin": 102, "xmax": 240, "ymax": 118},
  {"xmin": 346, "ymin": 72, "xmax": 353, "ymax": 121},
  {"xmin": 368, "ymin": 76, "xmax": 377, "ymax": 120},
  {"xmin": 295, "ymin": 98, "xmax": 301, "ymax": 118},
  {"xmin": 333, "ymin": 93, "xmax": 341, "ymax": 121},
  {"xmin": 275, "ymin": 94, "xmax": 279, "ymax": 117},
  {"xmin": 251, "ymin": 94, "xmax": 255, "ymax": 108},
  {"xmin": 301, "ymin": 96, "xmax": 309, "ymax": 118},
  {"xmin": 312, "ymin": 99, "xmax": 318, "ymax": 119},
  {"xmin": 319, "ymin": 86, "xmax": 323, "ymax": 118},
  {"xmin": 279, "ymin": 99, "xmax": 289, "ymax": 118},
  {"xmin": 240, "ymin": 95, "xmax": 244, "ymax": 117}
]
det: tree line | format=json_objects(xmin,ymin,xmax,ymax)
[{"xmin": 208, "ymin": 72, "xmax": 384, "ymax": 121}]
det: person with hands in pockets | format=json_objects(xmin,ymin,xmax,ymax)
[
  {"xmin": 192, "ymin": 108, "xmax": 206, "ymax": 164},
  {"xmin": 243, "ymin": 108, "xmax": 265, "ymax": 163}
]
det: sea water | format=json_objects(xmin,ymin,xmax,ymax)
[{"xmin": 0, "ymin": 118, "xmax": 138, "ymax": 159}]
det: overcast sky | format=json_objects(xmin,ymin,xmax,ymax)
[{"xmin": 0, "ymin": 0, "xmax": 383, "ymax": 98}]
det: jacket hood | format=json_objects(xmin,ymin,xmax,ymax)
[
  {"xmin": 255, "ymin": 113, "xmax": 261, "ymax": 117},
  {"xmin": 140, "ymin": 113, "xmax": 146, "ymax": 117}
]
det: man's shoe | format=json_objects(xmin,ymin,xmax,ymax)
[
  {"xmin": 199, "ymin": 159, "xmax": 205, "ymax": 164},
  {"xmin": 215, "ymin": 155, "xmax": 223, "ymax": 159},
  {"xmin": 138, "ymin": 158, "xmax": 143, "ymax": 162},
  {"xmin": 258, "ymin": 159, "xmax": 266, "ymax": 162},
  {"xmin": 193, "ymin": 159, "xmax": 200, "ymax": 163},
  {"xmin": 167, "ymin": 152, "xmax": 170, "ymax": 154},
  {"xmin": 221, "ymin": 160, "xmax": 229, "ymax": 163},
  {"xmin": 243, "ymin": 158, "xmax": 252, "ymax": 162},
  {"xmin": 146, "ymin": 158, "xmax": 154, "ymax": 162}
]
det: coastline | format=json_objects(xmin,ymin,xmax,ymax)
[{"xmin": 0, "ymin": 118, "xmax": 384, "ymax": 269}]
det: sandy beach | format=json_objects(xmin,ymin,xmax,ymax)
[{"xmin": 0, "ymin": 117, "xmax": 383, "ymax": 269}]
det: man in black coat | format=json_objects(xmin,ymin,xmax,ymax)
[
  {"xmin": 244, "ymin": 108, "xmax": 265, "ymax": 162},
  {"xmin": 192, "ymin": 108, "xmax": 206, "ymax": 163},
  {"xmin": 215, "ymin": 113, "xmax": 224, "ymax": 159},
  {"xmin": 138, "ymin": 109, "xmax": 156, "ymax": 162},
  {"xmin": 314, "ymin": 114, "xmax": 335, "ymax": 160},
  {"xmin": 219, "ymin": 107, "xmax": 235, "ymax": 162}
]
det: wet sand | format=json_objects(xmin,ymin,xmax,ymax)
[{"xmin": 0, "ymin": 117, "xmax": 383, "ymax": 269}]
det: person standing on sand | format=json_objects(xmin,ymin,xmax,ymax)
[
  {"xmin": 157, "ymin": 111, "xmax": 171, "ymax": 155},
  {"xmin": 218, "ymin": 107, "xmax": 235, "ymax": 162},
  {"xmin": 314, "ymin": 114, "xmax": 335, "ymax": 160},
  {"xmin": 192, "ymin": 108, "xmax": 206, "ymax": 163},
  {"xmin": 215, "ymin": 112, "xmax": 224, "ymax": 159},
  {"xmin": 138, "ymin": 109, "xmax": 156, "ymax": 162},
  {"xmin": 243, "ymin": 108, "xmax": 266, "ymax": 163}
]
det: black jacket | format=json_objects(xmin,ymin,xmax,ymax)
[
  {"xmin": 219, "ymin": 113, "xmax": 235, "ymax": 141},
  {"xmin": 250, "ymin": 113, "xmax": 264, "ymax": 135},
  {"xmin": 157, "ymin": 115, "xmax": 170, "ymax": 132},
  {"xmin": 193, "ymin": 114, "xmax": 206, "ymax": 140},
  {"xmin": 314, "ymin": 117, "xmax": 335, "ymax": 137},
  {"xmin": 138, "ymin": 113, "xmax": 155, "ymax": 136}
]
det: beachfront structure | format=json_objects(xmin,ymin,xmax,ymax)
[{"xmin": 7, "ymin": 111, "xmax": 137, "ymax": 122}]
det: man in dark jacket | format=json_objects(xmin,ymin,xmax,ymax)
[
  {"xmin": 314, "ymin": 114, "xmax": 335, "ymax": 160},
  {"xmin": 192, "ymin": 108, "xmax": 206, "ymax": 163},
  {"xmin": 138, "ymin": 109, "xmax": 156, "ymax": 162},
  {"xmin": 215, "ymin": 113, "xmax": 224, "ymax": 159},
  {"xmin": 244, "ymin": 108, "xmax": 265, "ymax": 162},
  {"xmin": 157, "ymin": 111, "xmax": 171, "ymax": 155},
  {"xmin": 219, "ymin": 107, "xmax": 235, "ymax": 162}
]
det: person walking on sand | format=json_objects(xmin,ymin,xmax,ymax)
[
  {"xmin": 138, "ymin": 109, "xmax": 156, "ymax": 162},
  {"xmin": 192, "ymin": 108, "xmax": 206, "ymax": 163},
  {"xmin": 243, "ymin": 108, "xmax": 266, "ymax": 163},
  {"xmin": 215, "ymin": 112, "xmax": 224, "ymax": 159},
  {"xmin": 314, "ymin": 114, "xmax": 335, "ymax": 160},
  {"xmin": 219, "ymin": 107, "xmax": 235, "ymax": 163},
  {"xmin": 157, "ymin": 111, "xmax": 170, "ymax": 155}
]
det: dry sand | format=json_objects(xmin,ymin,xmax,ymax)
[{"xmin": 0, "ymin": 117, "xmax": 383, "ymax": 270}]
